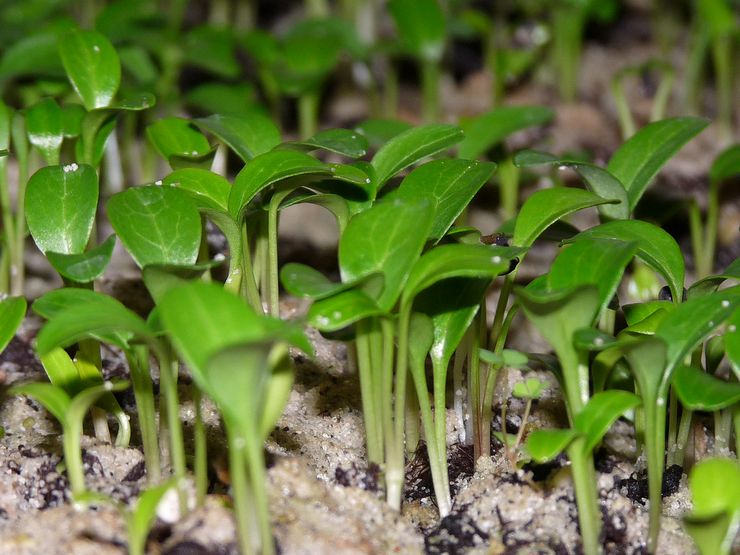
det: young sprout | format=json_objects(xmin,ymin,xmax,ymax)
[
  {"xmin": 9, "ymin": 380, "xmax": 129, "ymax": 501},
  {"xmin": 504, "ymin": 374, "xmax": 543, "ymax": 468}
]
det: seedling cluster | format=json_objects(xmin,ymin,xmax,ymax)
[{"xmin": 0, "ymin": 1, "xmax": 738, "ymax": 554}]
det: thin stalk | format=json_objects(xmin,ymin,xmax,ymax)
[
  {"xmin": 244, "ymin": 428, "xmax": 275, "ymax": 555},
  {"xmin": 75, "ymin": 340, "xmax": 111, "ymax": 442},
  {"xmin": 239, "ymin": 224, "xmax": 263, "ymax": 313},
  {"xmin": 0, "ymin": 155, "xmax": 16, "ymax": 295},
  {"xmin": 688, "ymin": 200, "xmax": 704, "ymax": 278},
  {"xmin": 711, "ymin": 34, "xmax": 732, "ymax": 142},
  {"xmin": 383, "ymin": 62, "xmax": 399, "ymax": 119},
  {"xmin": 666, "ymin": 388, "xmax": 678, "ymax": 463},
  {"xmin": 63, "ymin": 419, "xmax": 86, "ymax": 500},
  {"xmin": 356, "ymin": 320, "xmax": 382, "ymax": 463},
  {"xmin": 714, "ymin": 408, "xmax": 732, "ymax": 455},
  {"xmin": 154, "ymin": 344, "xmax": 188, "ymax": 514},
  {"xmin": 611, "ymin": 77, "xmax": 636, "ymax": 140},
  {"xmin": 410, "ymin": 350, "xmax": 452, "ymax": 517},
  {"xmin": 567, "ymin": 440, "xmax": 602, "ymax": 555},
  {"xmin": 644, "ymin": 399, "xmax": 665, "ymax": 553},
  {"xmin": 490, "ymin": 274, "xmax": 515, "ymax": 349},
  {"xmin": 683, "ymin": 27, "xmax": 709, "ymax": 114},
  {"xmin": 700, "ymin": 180, "xmax": 720, "ymax": 278},
  {"xmin": 297, "ymin": 92, "xmax": 319, "ymax": 141},
  {"xmin": 733, "ymin": 405, "xmax": 740, "ymax": 456},
  {"xmin": 452, "ymin": 334, "xmax": 469, "ymax": 444},
  {"xmin": 552, "ymin": 7, "xmax": 585, "ymax": 103},
  {"xmin": 509, "ymin": 397, "xmax": 533, "ymax": 467},
  {"xmin": 497, "ymin": 157, "xmax": 520, "ymax": 220},
  {"xmin": 649, "ymin": 67, "xmax": 674, "ymax": 122},
  {"xmin": 226, "ymin": 425, "xmax": 256, "ymax": 555},
  {"xmin": 672, "ymin": 408, "xmax": 693, "ymax": 468},
  {"xmin": 192, "ymin": 385, "xmax": 208, "ymax": 507},
  {"xmin": 10, "ymin": 114, "xmax": 28, "ymax": 296},
  {"xmin": 386, "ymin": 314, "xmax": 404, "ymax": 510},
  {"xmin": 421, "ymin": 59, "xmax": 440, "ymax": 123},
  {"xmin": 126, "ymin": 347, "xmax": 160, "ymax": 483},
  {"xmin": 267, "ymin": 191, "xmax": 292, "ymax": 317},
  {"xmin": 405, "ymin": 379, "xmax": 420, "ymax": 457}
]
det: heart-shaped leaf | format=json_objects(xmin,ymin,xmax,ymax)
[
  {"xmin": 25, "ymin": 163, "xmax": 98, "ymax": 255},
  {"xmin": 194, "ymin": 112, "xmax": 281, "ymax": 161},
  {"xmin": 371, "ymin": 124, "xmax": 464, "ymax": 188},
  {"xmin": 393, "ymin": 159, "xmax": 496, "ymax": 242},
  {"xmin": 107, "ymin": 186, "xmax": 201, "ymax": 268},
  {"xmin": 458, "ymin": 106, "xmax": 554, "ymax": 159},
  {"xmin": 339, "ymin": 197, "xmax": 434, "ymax": 311},
  {"xmin": 606, "ymin": 117, "xmax": 709, "ymax": 211},
  {"xmin": 673, "ymin": 364, "xmax": 740, "ymax": 411},
  {"xmin": 58, "ymin": 29, "xmax": 120, "ymax": 110},
  {"xmin": 46, "ymin": 234, "xmax": 116, "ymax": 283},
  {"xmin": 512, "ymin": 188, "xmax": 616, "ymax": 248}
]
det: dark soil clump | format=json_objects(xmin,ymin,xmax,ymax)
[{"xmin": 617, "ymin": 464, "xmax": 683, "ymax": 505}]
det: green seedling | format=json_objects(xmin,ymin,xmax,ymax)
[
  {"xmin": 690, "ymin": 145, "xmax": 740, "ymax": 278},
  {"xmin": 125, "ymin": 480, "xmax": 176, "ymax": 555},
  {"xmin": 31, "ymin": 287, "xmax": 193, "ymax": 501},
  {"xmin": 517, "ymin": 236, "xmax": 640, "ymax": 555},
  {"xmin": 0, "ymin": 103, "xmax": 26, "ymax": 295},
  {"xmin": 683, "ymin": 458, "xmax": 740, "ymax": 555},
  {"xmin": 388, "ymin": 0, "xmax": 446, "ymax": 122},
  {"xmin": 514, "ymin": 116, "xmax": 709, "ymax": 218},
  {"xmin": 159, "ymin": 282, "xmax": 312, "ymax": 555},
  {"xmin": 457, "ymin": 105, "xmax": 554, "ymax": 219},
  {"xmin": 0, "ymin": 295, "xmax": 26, "ymax": 352},
  {"xmin": 610, "ymin": 60, "xmax": 675, "ymax": 139},
  {"xmin": 194, "ymin": 110, "xmax": 281, "ymax": 163},
  {"xmin": 620, "ymin": 286, "xmax": 740, "ymax": 552},
  {"xmin": 549, "ymin": 0, "xmax": 619, "ymax": 102},
  {"xmin": 498, "ymin": 373, "xmax": 542, "ymax": 467},
  {"xmin": 9, "ymin": 379, "xmax": 129, "ymax": 501},
  {"xmin": 684, "ymin": 0, "xmax": 736, "ymax": 140}
]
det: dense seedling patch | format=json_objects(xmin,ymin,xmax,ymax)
[{"xmin": 0, "ymin": 1, "xmax": 738, "ymax": 554}]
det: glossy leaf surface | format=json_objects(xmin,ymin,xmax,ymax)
[
  {"xmin": 393, "ymin": 159, "xmax": 496, "ymax": 242},
  {"xmin": 569, "ymin": 220, "xmax": 685, "ymax": 304},
  {"xmin": 606, "ymin": 117, "xmax": 709, "ymax": 210},
  {"xmin": 527, "ymin": 429, "xmax": 578, "ymax": 462},
  {"xmin": 194, "ymin": 112, "xmax": 280, "ymax": 161},
  {"xmin": 26, "ymin": 164, "xmax": 98, "ymax": 255},
  {"xmin": 46, "ymin": 234, "xmax": 116, "ymax": 283},
  {"xmin": 0, "ymin": 296, "xmax": 26, "ymax": 353},
  {"xmin": 280, "ymin": 128, "xmax": 368, "ymax": 159},
  {"xmin": 573, "ymin": 390, "xmax": 640, "ymax": 454},
  {"xmin": 371, "ymin": 124, "xmax": 464, "ymax": 188},
  {"xmin": 308, "ymin": 289, "xmax": 385, "ymax": 331},
  {"xmin": 673, "ymin": 364, "xmax": 740, "ymax": 411},
  {"xmin": 512, "ymin": 188, "xmax": 615, "ymax": 248},
  {"xmin": 107, "ymin": 186, "xmax": 201, "ymax": 268},
  {"xmin": 339, "ymin": 198, "xmax": 433, "ymax": 311},
  {"xmin": 58, "ymin": 30, "xmax": 120, "ymax": 110},
  {"xmin": 26, "ymin": 98, "xmax": 63, "ymax": 163},
  {"xmin": 163, "ymin": 168, "xmax": 230, "ymax": 212},
  {"xmin": 146, "ymin": 118, "xmax": 211, "ymax": 161}
]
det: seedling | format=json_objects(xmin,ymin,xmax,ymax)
[
  {"xmin": 498, "ymin": 373, "xmax": 542, "ymax": 467},
  {"xmin": 159, "ymin": 282, "xmax": 312, "ymax": 555},
  {"xmin": 683, "ymin": 458, "xmax": 740, "ymax": 555},
  {"xmin": 9, "ymin": 379, "xmax": 129, "ymax": 501},
  {"xmin": 388, "ymin": 0, "xmax": 446, "ymax": 122}
]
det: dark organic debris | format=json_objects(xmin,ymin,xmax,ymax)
[
  {"xmin": 425, "ymin": 504, "xmax": 489, "ymax": 555},
  {"xmin": 617, "ymin": 464, "xmax": 683, "ymax": 505},
  {"xmin": 334, "ymin": 462, "xmax": 380, "ymax": 492}
]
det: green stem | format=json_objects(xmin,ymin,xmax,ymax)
[
  {"xmin": 733, "ymin": 405, "xmax": 740, "ymax": 456},
  {"xmin": 421, "ymin": 59, "xmax": 440, "ymax": 124},
  {"xmin": 552, "ymin": 7, "xmax": 585, "ymax": 103},
  {"xmin": 497, "ymin": 156, "xmax": 520, "ymax": 220},
  {"xmin": 410, "ymin": 350, "xmax": 452, "ymax": 517},
  {"xmin": 701, "ymin": 180, "xmax": 719, "ymax": 278},
  {"xmin": 714, "ymin": 408, "xmax": 732, "ymax": 455},
  {"xmin": 239, "ymin": 223, "xmax": 263, "ymax": 313},
  {"xmin": 267, "ymin": 191, "xmax": 291, "ymax": 317},
  {"xmin": 567, "ymin": 440, "xmax": 602, "ymax": 555},
  {"xmin": 650, "ymin": 67, "xmax": 674, "ymax": 122},
  {"xmin": 711, "ymin": 34, "xmax": 732, "ymax": 142},
  {"xmin": 226, "ymin": 425, "xmax": 257, "ymax": 555},
  {"xmin": 405, "ymin": 377, "xmax": 420, "ymax": 457},
  {"xmin": 490, "ymin": 274, "xmax": 515, "ymax": 349},
  {"xmin": 666, "ymin": 388, "xmax": 678, "ymax": 464},
  {"xmin": 688, "ymin": 200, "xmax": 705, "ymax": 278},
  {"xmin": 63, "ymin": 420, "xmax": 86, "ymax": 500},
  {"xmin": 672, "ymin": 407, "xmax": 693, "ymax": 468},
  {"xmin": 298, "ymin": 92, "xmax": 319, "ymax": 141},
  {"xmin": 10, "ymin": 114, "xmax": 28, "ymax": 296},
  {"xmin": 193, "ymin": 386, "xmax": 207, "ymax": 507},
  {"xmin": 383, "ymin": 316, "xmax": 404, "ymax": 510},
  {"xmin": 154, "ymin": 344, "xmax": 188, "ymax": 514},
  {"xmin": 683, "ymin": 27, "xmax": 709, "ymax": 114},
  {"xmin": 383, "ymin": 62, "xmax": 399, "ymax": 119},
  {"xmin": 244, "ymin": 428, "xmax": 275, "ymax": 555},
  {"xmin": 356, "ymin": 320, "xmax": 382, "ymax": 463},
  {"xmin": 126, "ymin": 347, "xmax": 160, "ymax": 483},
  {"xmin": 644, "ymin": 398, "xmax": 666, "ymax": 553},
  {"xmin": 611, "ymin": 77, "xmax": 636, "ymax": 140},
  {"xmin": 0, "ymin": 155, "xmax": 16, "ymax": 295}
]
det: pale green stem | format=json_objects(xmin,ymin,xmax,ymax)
[
  {"xmin": 421, "ymin": 59, "xmax": 440, "ymax": 124},
  {"xmin": 226, "ymin": 425, "xmax": 257, "ymax": 555},
  {"xmin": 244, "ymin": 428, "xmax": 275, "ymax": 555},
  {"xmin": 298, "ymin": 92, "xmax": 319, "ymax": 141},
  {"xmin": 126, "ymin": 347, "xmax": 160, "ymax": 483},
  {"xmin": 671, "ymin": 408, "xmax": 693, "ymax": 468},
  {"xmin": 712, "ymin": 34, "xmax": 732, "ymax": 142},
  {"xmin": 193, "ymin": 386, "xmax": 207, "ymax": 507},
  {"xmin": 611, "ymin": 77, "xmax": 636, "ymax": 140},
  {"xmin": 356, "ymin": 320, "xmax": 382, "ymax": 463},
  {"xmin": 498, "ymin": 157, "xmax": 520, "ymax": 220},
  {"xmin": 567, "ymin": 440, "xmax": 602, "ymax": 555}
]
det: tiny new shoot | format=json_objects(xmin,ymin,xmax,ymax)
[{"xmin": 9, "ymin": 380, "xmax": 129, "ymax": 501}]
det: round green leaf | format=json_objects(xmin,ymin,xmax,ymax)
[
  {"xmin": 194, "ymin": 112, "xmax": 281, "ymax": 162},
  {"xmin": 25, "ymin": 163, "xmax": 98, "ymax": 255},
  {"xmin": 146, "ymin": 118, "xmax": 211, "ymax": 161},
  {"xmin": 107, "ymin": 186, "xmax": 202, "ymax": 268},
  {"xmin": 673, "ymin": 364, "xmax": 740, "ymax": 411},
  {"xmin": 163, "ymin": 168, "xmax": 230, "ymax": 212},
  {"xmin": 26, "ymin": 98, "xmax": 63, "ymax": 163}
]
